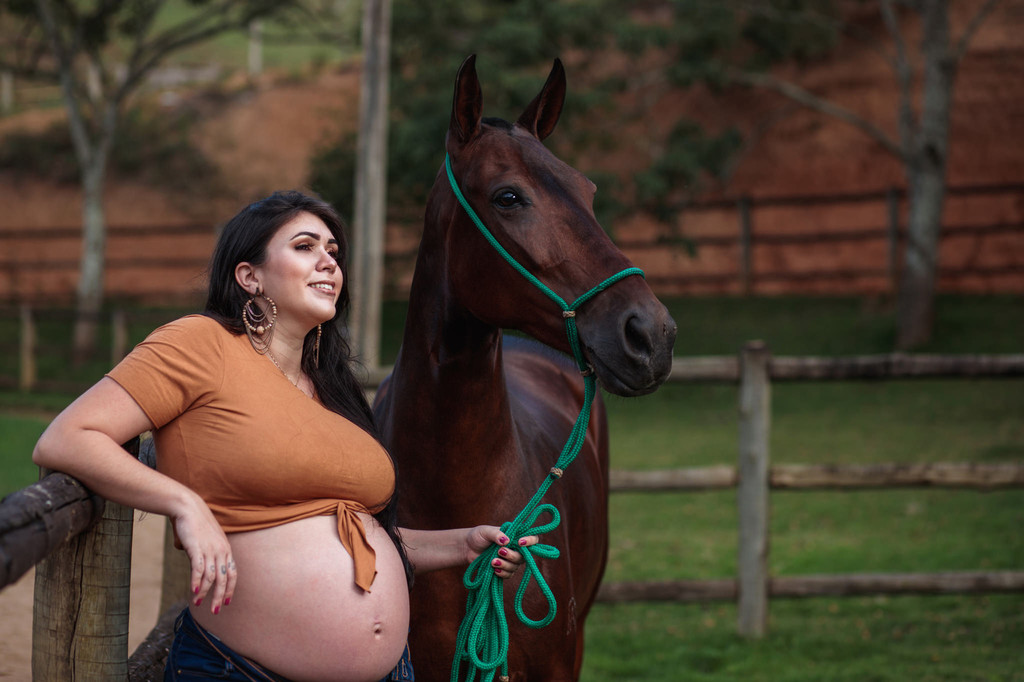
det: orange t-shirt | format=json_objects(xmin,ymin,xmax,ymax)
[{"xmin": 107, "ymin": 315, "xmax": 394, "ymax": 592}]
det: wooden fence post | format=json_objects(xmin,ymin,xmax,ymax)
[
  {"xmin": 737, "ymin": 340, "xmax": 771, "ymax": 638},
  {"xmin": 159, "ymin": 519, "xmax": 191, "ymax": 616},
  {"xmin": 738, "ymin": 197, "xmax": 753, "ymax": 295},
  {"xmin": 31, "ymin": 442, "xmax": 138, "ymax": 681},
  {"xmin": 111, "ymin": 309, "xmax": 127, "ymax": 366},
  {"xmin": 248, "ymin": 20, "xmax": 263, "ymax": 78},
  {"xmin": 19, "ymin": 304, "xmax": 36, "ymax": 391},
  {"xmin": 1, "ymin": 70, "xmax": 13, "ymax": 114}
]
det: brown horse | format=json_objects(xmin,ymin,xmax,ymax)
[{"xmin": 373, "ymin": 55, "xmax": 676, "ymax": 682}]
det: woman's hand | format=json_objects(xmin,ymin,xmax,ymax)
[
  {"xmin": 466, "ymin": 526, "xmax": 539, "ymax": 579},
  {"xmin": 172, "ymin": 493, "xmax": 237, "ymax": 614}
]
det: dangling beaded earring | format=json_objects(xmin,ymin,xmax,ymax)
[
  {"xmin": 242, "ymin": 287, "xmax": 277, "ymax": 354},
  {"xmin": 314, "ymin": 323, "xmax": 322, "ymax": 367}
]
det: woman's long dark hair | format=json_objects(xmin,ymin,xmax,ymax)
[{"xmin": 205, "ymin": 190, "xmax": 413, "ymax": 586}]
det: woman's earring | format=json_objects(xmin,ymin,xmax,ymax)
[
  {"xmin": 242, "ymin": 287, "xmax": 277, "ymax": 354},
  {"xmin": 314, "ymin": 323, "xmax": 322, "ymax": 367}
]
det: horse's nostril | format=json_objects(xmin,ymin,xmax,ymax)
[{"xmin": 624, "ymin": 315, "xmax": 651, "ymax": 358}]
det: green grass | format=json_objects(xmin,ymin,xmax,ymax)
[
  {"xmin": 585, "ymin": 596, "xmax": 1024, "ymax": 682},
  {"xmin": 0, "ymin": 413, "xmax": 46, "ymax": 496},
  {"xmin": 580, "ymin": 295, "xmax": 1024, "ymax": 681},
  {"xmin": 1, "ymin": 294, "xmax": 1022, "ymax": 679},
  {"xmin": 151, "ymin": 1, "xmax": 357, "ymax": 74}
]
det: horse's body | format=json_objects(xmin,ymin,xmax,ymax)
[{"xmin": 373, "ymin": 56, "xmax": 676, "ymax": 682}]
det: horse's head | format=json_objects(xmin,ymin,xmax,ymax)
[{"xmin": 432, "ymin": 55, "xmax": 676, "ymax": 396}]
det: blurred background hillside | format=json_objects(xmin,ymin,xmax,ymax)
[{"xmin": 0, "ymin": 0, "xmax": 1021, "ymax": 308}]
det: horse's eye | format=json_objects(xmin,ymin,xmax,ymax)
[{"xmin": 493, "ymin": 189, "xmax": 521, "ymax": 209}]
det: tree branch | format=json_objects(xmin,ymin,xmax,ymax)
[
  {"xmin": 728, "ymin": 0, "xmax": 898, "ymax": 69},
  {"xmin": 879, "ymin": 0, "xmax": 911, "ymax": 72},
  {"xmin": 954, "ymin": 0, "xmax": 1002, "ymax": 62},
  {"xmin": 33, "ymin": 0, "xmax": 94, "ymax": 166},
  {"xmin": 725, "ymin": 66, "xmax": 908, "ymax": 161},
  {"xmin": 880, "ymin": 0, "xmax": 917, "ymax": 151}
]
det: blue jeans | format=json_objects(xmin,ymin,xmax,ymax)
[{"xmin": 165, "ymin": 609, "xmax": 414, "ymax": 681}]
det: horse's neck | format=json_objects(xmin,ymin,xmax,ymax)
[{"xmin": 387, "ymin": 254, "xmax": 516, "ymax": 467}]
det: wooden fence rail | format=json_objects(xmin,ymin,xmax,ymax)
[
  {"xmin": 0, "ymin": 346, "xmax": 1022, "ymax": 676},
  {"xmin": 2, "ymin": 183, "xmax": 1022, "ymax": 303},
  {"xmin": 599, "ymin": 342, "xmax": 1024, "ymax": 639}
]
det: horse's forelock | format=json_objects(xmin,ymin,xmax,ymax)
[{"xmin": 482, "ymin": 116, "xmax": 513, "ymax": 132}]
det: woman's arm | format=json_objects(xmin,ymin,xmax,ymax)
[
  {"xmin": 399, "ymin": 526, "xmax": 537, "ymax": 578},
  {"xmin": 32, "ymin": 377, "xmax": 236, "ymax": 613}
]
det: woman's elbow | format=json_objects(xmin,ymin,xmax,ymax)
[{"xmin": 32, "ymin": 424, "xmax": 65, "ymax": 470}]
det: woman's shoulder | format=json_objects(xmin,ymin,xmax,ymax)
[{"xmin": 147, "ymin": 314, "xmax": 232, "ymax": 344}]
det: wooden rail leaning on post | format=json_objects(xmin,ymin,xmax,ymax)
[
  {"xmin": 0, "ymin": 437, "xmax": 181, "ymax": 680},
  {"xmin": 30, "ymin": 438, "xmax": 139, "ymax": 681}
]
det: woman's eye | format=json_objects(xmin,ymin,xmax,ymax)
[{"xmin": 493, "ymin": 190, "xmax": 521, "ymax": 209}]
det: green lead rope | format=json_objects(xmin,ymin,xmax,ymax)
[{"xmin": 444, "ymin": 154, "xmax": 644, "ymax": 682}]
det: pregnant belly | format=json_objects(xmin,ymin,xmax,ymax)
[{"xmin": 191, "ymin": 513, "xmax": 410, "ymax": 682}]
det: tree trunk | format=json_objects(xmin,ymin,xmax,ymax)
[
  {"xmin": 349, "ymin": 0, "xmax": 391, "ymax": 369},
  {"xmin": 73, "ymin": 158, "xmax": 107, "ymax": 363},
  {"xmin": 895, "ymin": 0, "xmax": 954, "ymax": 350}
]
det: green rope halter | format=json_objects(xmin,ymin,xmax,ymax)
[{"xmin": 444, "ymin": 153, "xmax": 644, "ymax": 682}]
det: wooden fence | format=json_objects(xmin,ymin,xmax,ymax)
[
  {"xmin": 0, "ymin": 305, "xmax": 183, "ymax": 393},
  {"xmin": 597, "ymin": 343, "xmax": 1024, "ymax": 639},
  {"xmin": 1, "ymin": 183, "xmax": 1021, "ymax": 303},
  {"xmin": 620, "ymin": 182, "xmax": 1024, "ymax": 295},
  {"xmin": 1, "ymin": 347, "xmax": 1023, "ymax": 677}
]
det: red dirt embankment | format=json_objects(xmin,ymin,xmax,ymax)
[{"xmin": 2, "ymin": 0, "xmax": 1023, "ymax": 303}]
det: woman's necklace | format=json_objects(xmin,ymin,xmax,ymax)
[{"xmin": 265, "ymin": 349, "xmax": 299, "ymax": 386}]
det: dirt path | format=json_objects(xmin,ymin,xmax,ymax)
[{"xmin": 0, "ymin": 513, "xmax": 166, "ymax": 680}]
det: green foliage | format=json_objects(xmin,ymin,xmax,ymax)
[
  {"xmin": 739, "ymin": 0, "xmax": 843, "ymax": 66},
  {"xmin": 634, "ymin": 120, "xmax": 743, "ymax": 218},
  {"xmin": 308, "ymin": 129, "xmax": 357, "ymax": 224},
  {"xmin": 0, "ymin": 102, "xmax": 222, "ymax": 195},
  {"xmin": 0, "ymin": 121, "xmax": 80, "ymax": 182},
  {"xmin": 310, "ymin": 0, "xmax": 629, "ymax": 225},
  {"xmin": 309, "ymin": 0, "xmax": 849, "ymax": 232},
  {"xmin": 112, "ymin": 103, "xmax": 223, "ymax": 196}
]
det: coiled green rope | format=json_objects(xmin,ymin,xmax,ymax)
[{"xmin": 445, "ymin": 154, "xmax": 644, "ymax": 682}]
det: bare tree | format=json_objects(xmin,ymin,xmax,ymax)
[
  {"xmin": 718, "ymin": 0, "xmax": 1002, "ymax": 348},
  {"xmin": 1, "ymin": 0, "xmax": 302, "ymax": 360}
]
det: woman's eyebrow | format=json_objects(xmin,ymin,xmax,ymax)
[{"xmin": 290, "ymin": 231, "xmax": 339, "ymax": 245}]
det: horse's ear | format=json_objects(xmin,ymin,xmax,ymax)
[
  {"xmin": 517, "ymin": 58, "xmax": 565, "ymax": 141},
  {"xmin": 449, "ymin": 54, "xmax": 483, "ymax": 148}
]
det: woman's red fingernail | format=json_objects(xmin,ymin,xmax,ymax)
[
  {"xmin": 498, "ymin": 548, "xmax": 508, "ymax": 557},
  {"xmin": 519, "ymin": 538, "xmax": 528, "ymax": 546},
  {"xmin": 195, "ymin": 598, "xmax": 202, "ymax": 606},
  {"xmin": 214, "ymin": 606, "xmax": 220, "ymax": 615},
  {"xmin": 194, "ymin": 586, "xmax": 200, "ymax": 594},
  {"xmin": 492, "ymin": 558, "xmax": 502, "ymax": 567},
  {"xmin": 499, "ymin": 536, "xmax": 509, "ymax": 544},
  {"xmin": 224, "ymin": 598, "xmax": 231, "ymax": 606}
]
